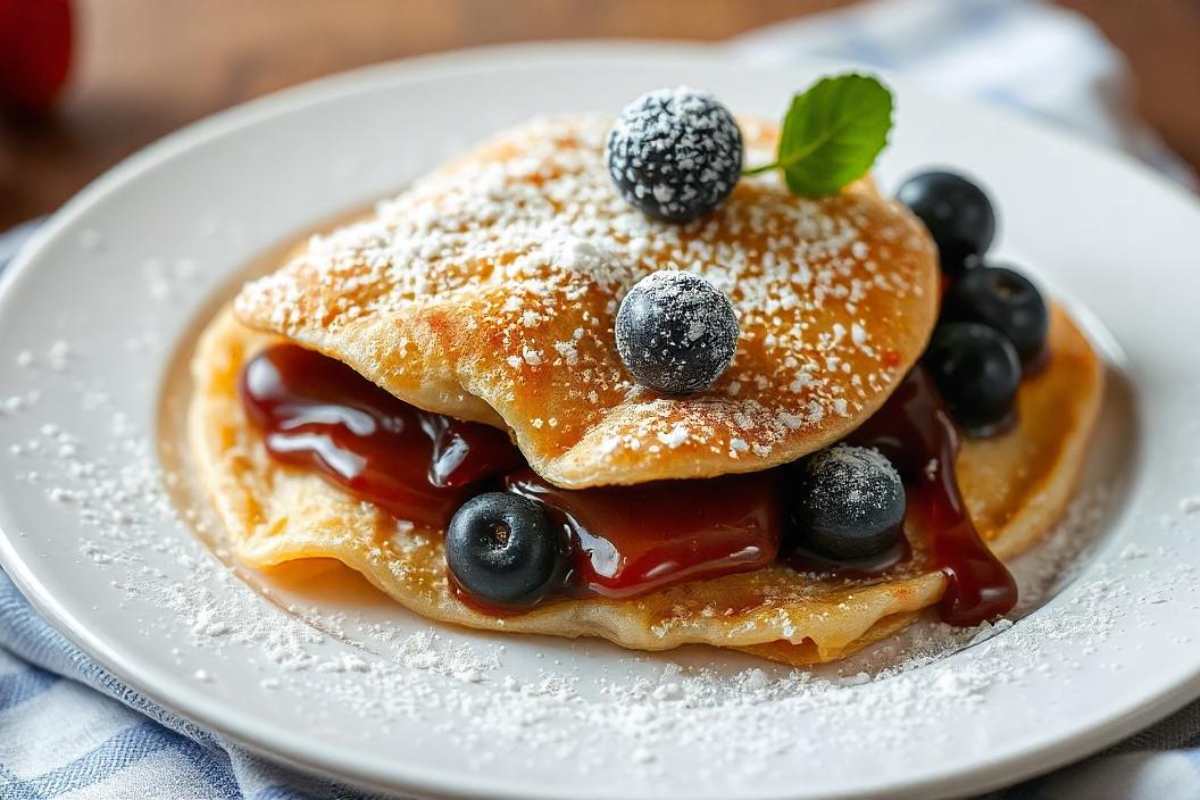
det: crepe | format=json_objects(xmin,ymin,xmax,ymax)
[
  {"xmin": 233, "ymin": 115, "xmax": 939, "ymax": 489},
  {"xmin": 188, "ymin": 304, "xmax": 1102, "ymax": 665}
]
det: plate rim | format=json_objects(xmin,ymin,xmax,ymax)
[{"xmin": 1, "ymin": 40, "xmax": 1199, "ymax": 800}]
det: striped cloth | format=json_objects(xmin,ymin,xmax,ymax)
[
  {"xmin": 1, "ymin": 0, "xmax": 1197, "ymax": 798},
  {"xmin": 0, "ymin": 574, "xmax": 373, "ymax": 800}
]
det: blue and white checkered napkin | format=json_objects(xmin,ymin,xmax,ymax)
[{"xmin": 2, "ymin": 1, "xmax": 1198, "ymax": 798}]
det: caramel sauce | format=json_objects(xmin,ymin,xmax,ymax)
[{"xmin": 240, "ymin": 344, "xmax": 1016, "ymax": 625}]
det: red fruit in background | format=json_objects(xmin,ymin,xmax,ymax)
[{"xmin": 0, "ymin": 0, "xmax": 72, "ymax": 113}]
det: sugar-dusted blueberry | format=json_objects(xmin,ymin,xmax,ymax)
[
  {"xmin": 790, "ymin": 444, "xmax": 906, "ymax": 562},
  {"xmin": 923, "ymin": 322, "xmax": 1021, "ymax": 436},
  {"xmin": 606, "ymin": 87, "xmax": 743, "ymax": 223},
  {"xmin": 615, "ymin": 270, "xmax": 739, "ymax": 395},
  {"xmin": 897, "ymin": 171, "xmax": 996, "ymax": 274},
  {"xmin": 446, "ymin": 492, "xmax": 567, "ymax": 608},
  {"xmin": 942, "ymin": 265, "xmax": 1049, "ymax": 369}
]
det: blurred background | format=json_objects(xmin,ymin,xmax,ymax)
[{"xmin": 2, "ymin": 0, "xmax": 1199, "ymax": 231}]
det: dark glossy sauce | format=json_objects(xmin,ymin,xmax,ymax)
[
  {"xmin": 848, "ymin": 369, "xmax": 1017, "ymax": 625},
  {"xmin": 239, "ymin": 344, "xmax": 522, "ymax": 528},
  {"xmin": 507, "ymin": 468, "xmax": 781, "ymax": 599},
  {"xmin": 240, "ymin": 345, "xmax": 1016, "ymax": 625}
]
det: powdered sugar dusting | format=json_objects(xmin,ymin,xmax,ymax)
[
  {"xmin": 8, "ymin": 370, "xmax": 1170, "ymax": 789},
  {"xmin": 803, "ymin": 443, "xmax": 901, "ymax": 516},
  {"xmin": 5, "ymin": 318, "xmax": 1185, "ymax": 793},
  {"xmin": 234, "ymin": 114, "xmax": 935, "ymax": 475},
  {"xmin": 4, "ymin": 187, "xmax": 1196, "ymax": 796},
  {"xmin": 614, "ymin": 270, "xmax": 740, "ymax": 394},
  {"xmin": 605, "ymin": 87, "xmax": 742, "ymax": 221}
]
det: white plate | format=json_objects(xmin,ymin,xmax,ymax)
[{"xmin": 2, "ymin": 43, "xmax": 1199, "ymax": 800}]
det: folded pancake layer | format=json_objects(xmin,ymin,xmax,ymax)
[
  {"xmin": 234, "ymin": 116, "xmax": 939, "ymax": 488},
  {"xmin": 189, "ymin": 305, "xmax": 1102, "ymax": 665}
]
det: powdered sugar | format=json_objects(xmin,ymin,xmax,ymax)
[
  {"xmin": 3, "ymin": 316, "xmax": 1180, "ymax": 793},
  {"xmin": 804, "ymin": 443, "xmax": 901, "ymax": 512},
  {"xmin": 614, "ymin": 270, "xmax": 740, "ymax": 394},
  {"xmin": 0, "ymin": 63, "xmax": 1197, "ymax": 796},
  {"xmin": 235, "ymin": 114, "xmax": 931, "ymax": 468},
  {"xmin": 605, "ymin": 87, "xmax": 743, "ymax": 222},
  {"xmin": 5, "ymin": 258, "xmax": 1200, "ymax": 800}
]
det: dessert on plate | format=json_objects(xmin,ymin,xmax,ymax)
[{"xmin": 188, "ymin": 75, "xmax": 1103, "ymax": 665}]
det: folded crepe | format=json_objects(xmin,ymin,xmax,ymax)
[
  {"xmin": 189, "ymin": 115, "xmax": 1103, "ymax": 665},
  {"xmin": 234, "ymin": 115, "xmax": 939, "ymax": 489}
]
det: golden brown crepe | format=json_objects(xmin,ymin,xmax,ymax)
[
  {"xmin": 233, "ymin": 115, "xmax": 940, "ymax": 489},
  {"xmin": 191, "ymin": 114, "xmax": 1104, "ymax": 665},
  {"xmin": 189, "ymin": 305, "xmax": 1102, "ymax": 666}
]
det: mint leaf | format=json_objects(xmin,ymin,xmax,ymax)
[{"xmin": 746, "ymin": 74, "xmax": 893, "ymax": 197}]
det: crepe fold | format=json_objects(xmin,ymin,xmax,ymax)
[
  {"xmin": 189, "ymin": 304, "xmax": 1102, "ymax": 665},
  {"xmin": 234, "ymin": 115, "xmax": 940, "ymax": 489}
]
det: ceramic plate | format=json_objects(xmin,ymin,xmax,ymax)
[{"xmin": 1, "ymin": 43, "xmax": 1199, "ymax": 800}]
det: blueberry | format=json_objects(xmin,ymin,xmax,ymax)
[
  {"xmin": 923, "ymin": 323, "xmax": 1021, "ymax": 436},
  {"xmin": 942, "ymin": 265, "xmax": 1048, "ymax": 369},
  {"xmin": 606, "ymin": 87, "xmax": 743, "ymax": 223},
  {"xmin": 790, "ymin": 445, "xmax": 906, "ymax": 561},
  {"xmin": 897, "ymin": 171, "xmax": 996, "ymax": 274},
  {"xmin": 615, "ymin": 271, "xmax": 739, "ymax": 394},
  {"xmin": 446, "ymin": 492, "xmax": 567, "ymax": 608}
]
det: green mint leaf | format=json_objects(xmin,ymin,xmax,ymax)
[{"xmin": 748, "ymin": 73, "xmax": 893, "ymax": 197}]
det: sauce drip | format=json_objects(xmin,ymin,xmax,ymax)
[
  {"xmin": 239, "ymin": 346, "xmax": 1017, "ymax": 625},
  {"xmin": 849, "ymin": 369, "xmax": 1017, "ymax": 626},
  {"xmin": 239, "ymin": 344, "xmax": 522, "ymax": 528},
  {"xmin": 507, "ymin": 469, "xmax": 781, "ymax": 599}
]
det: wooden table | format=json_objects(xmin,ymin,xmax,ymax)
[{"xmin": 2, "ymin": 0, "xmax": 1197, "ymax": 231}]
